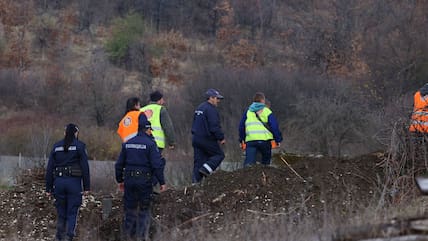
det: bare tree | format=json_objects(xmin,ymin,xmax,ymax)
[{"xmin": 79, "ymin": 50, "xmax": 125, "ymax": 126}]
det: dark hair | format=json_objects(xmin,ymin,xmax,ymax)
[
  {"xmin": 253, "ymin": 92, "xmax": 265, "ymax": 102},
  {"xmin": 150, "ymin": 90, "xmax": 163, "ymax": 102},
  {"xmin": 64, "ymin": 124, "xmax": 79, "ymax": 152},
  {"xmin": 125, "ymin": 97, "xmax": 140, "ymax": 115}
]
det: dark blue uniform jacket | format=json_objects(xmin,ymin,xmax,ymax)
[
  {"xmin": 115, "ymin": 132, "xmax": 165, "ymax": 185},
  {"xmin": 191, "ymin": 101, "xmax": 224, "ymax": 141},
  {"xmin": 45, "ymin": 139, "xmax": 90, "ymax": 193}
]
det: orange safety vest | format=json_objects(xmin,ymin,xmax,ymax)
[
  {"xmin": 409, "ymin": 91, "xmax": 428, "ymax": 133},
  {"xmin": 117, "ymin": 110, "xmax": 141, "ymax": 142}
]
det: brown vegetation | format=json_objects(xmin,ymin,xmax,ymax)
[
  {"xmin": 1, "ymin": 1, "xmax": 427, "ymax": 160},
  {"xmin": 1, "ymin": 1, "xmax": 428, "ymax": 238}
]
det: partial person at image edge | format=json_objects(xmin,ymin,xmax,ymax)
[{"xmin": 409, "ymin": 83, "xmax": 428, "ymax": 134}]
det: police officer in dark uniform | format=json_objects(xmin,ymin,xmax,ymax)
[
  {"xmin": 115, "ymin": 114, "xmax": 167, "ymax": 240},
  {"xmin": 191, "ymin": 88, "xmax": 226, "ymax": 183},
  {"xmin": 45, "ymin": 123, "xmax": 90, "ymax": 241}
]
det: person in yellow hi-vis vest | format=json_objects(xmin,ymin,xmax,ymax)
[
  {"xmin": 239, "ymin": 92, "xmax": 283, "ymax": 167},
  {"xmin": 140, "ymin": 91, "xmax": 176, "ymax": 186}
]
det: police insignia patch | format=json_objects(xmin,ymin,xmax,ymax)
[{"xmin": 123, "ymin": 117, "xmax": 132, "ymax": 126}]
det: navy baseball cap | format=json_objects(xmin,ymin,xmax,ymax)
[
  {"xmin": 138, "ymin": 113, "xmax": 152, "ymax": 130},
  {"xmin": 205, "ymin": 89, "xmax": 224, "ymax": 99}
]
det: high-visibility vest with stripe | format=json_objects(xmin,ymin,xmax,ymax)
[
  {"xmin": 410, "ymin": 91, "xmax": 428, "ymax": 133},
  {"xmin": 245, "ymin": 107, "xmax": 274, "ymax": 142},
  {"xmin": 141, "ymin": 104, "xmax": 165, "ymax": 148},
  {"xmin": 117, "ymin": 110, "xmax": 140, "ymax": 142}
]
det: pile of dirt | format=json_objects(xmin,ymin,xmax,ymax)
[{"xmin": 0, "ymin": 153, "xmax": 386, "ymax": 240}]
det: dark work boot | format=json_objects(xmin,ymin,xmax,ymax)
[{"xmin": 198, "ymin": 167, "xmax": 209, "ymax": 177}]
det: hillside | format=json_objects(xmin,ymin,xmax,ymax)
[
  {"xmin": 1, "ymin": 0, "xmax": 428, "ymax": 161},
  {"xmin": 1, "ymin": 1, "xmax": 428, "ymax": 240},
  {"xmin": 4, "ymin": 152, "xmax": 424, "ymax": 241}
]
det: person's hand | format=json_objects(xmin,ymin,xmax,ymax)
[
  {"xmin": 46, "ymin": 192, "xmax": 51, "ymax": 197},
  {"xmin": 240, "ymin": 141, "xmax": 246, "ymax": 150},
  {"xmin": 118, "ymin": 183, "xmax": 124, "ymax": 192},
  {"xmin": 159, "ymin": 184, "xmax": 167, "ymax": 192},
  {"xmin": 168, "ymin": 145, "xmax": 175, "ymax": 150},
  {"xmin": 220, "ymin": 139, "xmax": 226, "ymax": 145}
]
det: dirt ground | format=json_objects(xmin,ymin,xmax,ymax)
[{"xmin": 0, "ymin": 152, "xmax": 387, "ymax": 241}]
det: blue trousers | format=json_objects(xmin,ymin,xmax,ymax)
[
  {"xmin": 123, "ymin": 176, "xmax": 153, "ymax": 240},
  {"xmin": 192, "ymin": 135, "xmax": 225, "ymax": 183},
  {"xmin": 243, "ymin": 140, "xmax": 272, "ymax": 167},
  {"xmin": 53, "ymin": 177, "xmax": 82, "ymax": 240}
]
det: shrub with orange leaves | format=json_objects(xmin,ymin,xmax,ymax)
[{"xmin": 226, "ymin": 39, "xmax": 259, "ymax": 68}]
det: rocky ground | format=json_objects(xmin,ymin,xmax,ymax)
[{"xmin": 0, "ymin": 152, "xmax": 414, "ymax": 241}]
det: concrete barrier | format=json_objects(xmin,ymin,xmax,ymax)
[{"xmin": 0, "ymin": 155, "xmax": 243, "ymax": 191}]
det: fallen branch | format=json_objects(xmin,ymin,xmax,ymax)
[
  {"xmin": 280, "ymin": 156, "xmax": 306, "ymax": 182},
  {"xmin": 174, "ymin": 212, "xmax": 212, "ymax": 230}
]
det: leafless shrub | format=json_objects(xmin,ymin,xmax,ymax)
[
  {"xmin": 78, "ymin": 51, "xmax": 126, "ymax": 126},
  {"xmin": 182, "ymin": 67, "xmax": 383, "ymax": 159},
  {"xmin": 286, "ymin": 78, "xmax": 382, "ymax": 157},
  {"xmin": 379, "ymin": 120, "xmax": 428, "ymax": 205}
]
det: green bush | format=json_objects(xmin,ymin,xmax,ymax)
[{"xmin": 105, "ymin": 13, "xmax": 144, "ymax": 64}]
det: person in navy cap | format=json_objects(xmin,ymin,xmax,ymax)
[
  {"xmin": 45, "ymin": 123, "xmax": 90, "ymax": 241},
  {"xmin": 191, "ymin": 88, "xmax": 226, "ymax": 183},
  {"xmin": 115, "ymin": 113, "xmax": 167, "ymax": 240}
]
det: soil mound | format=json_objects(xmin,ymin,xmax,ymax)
[{"xmin": 0, "ymin": 153, "xmax": 385, "ymax": 240}]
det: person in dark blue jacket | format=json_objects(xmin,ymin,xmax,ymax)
[
  {"xmin": 45, "ymin": 123, "xmax": 90, "ymax": 241},
  {"xmin": 115, "ymin": 113, "xmax": 167, "ymax": 240},
  {"xmin": 191, "ymin": 88, "xmax": 226, "ymax": 183},
  {"xmin": 239, "ymin": 92, "xmax": 283, "ymax": 166}
]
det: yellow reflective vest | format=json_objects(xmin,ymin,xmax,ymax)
[
  {"xmin": 245, "ymin": 107, "xmax": 274, "ymax": 142},
  {"xmin": 141, "ymin": 104, "xmax": 166, "ymax": 148}
]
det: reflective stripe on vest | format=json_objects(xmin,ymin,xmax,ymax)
[
  {"xmin": 245, "ymin": 107, "xmax": 273, "ymax": 142},
  {"xmin": 141, "ymin": 104, "xmax": 165, "ymax": 148},
  {"xmin": 410, "ymin": 91, "xmax": 428, "ymax": 133},
  {"xmin": 117, "ymin": 111, "xmax": 140, "ymax": 142}
]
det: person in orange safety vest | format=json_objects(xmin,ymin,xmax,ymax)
[
  {"xmin": 117, "ymin": 97, "xmax": 144, "ymax": 142},
  {"xmin": 410, "ymin": 84, "xmax": 428, "ymax": 134}
]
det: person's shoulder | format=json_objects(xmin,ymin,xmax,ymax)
[
  {"xmin": 140, "ymin": 134, "xmax": 157, "ymax": 147},
  {"xmin": 199, "ymin": 101, "xmax": 209, "ymax": 108},
  {"xmin": 75, "ymin": 139, "xmax": 86, "ymax": 148},
  {"xmin": 127, "ymin": 135, "xmax": 140, "ymax": 143},
  {"xmin": 160, "ymin": 105, "xmax": 168, "ymax": 112},
  {"xmin": 53, "ymin": 140, "xmax": 63, "ymax": 148}
]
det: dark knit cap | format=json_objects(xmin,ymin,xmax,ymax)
[{"xmin": 150, "ymin": 91, "xmax": 163, "ymax": 102}]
